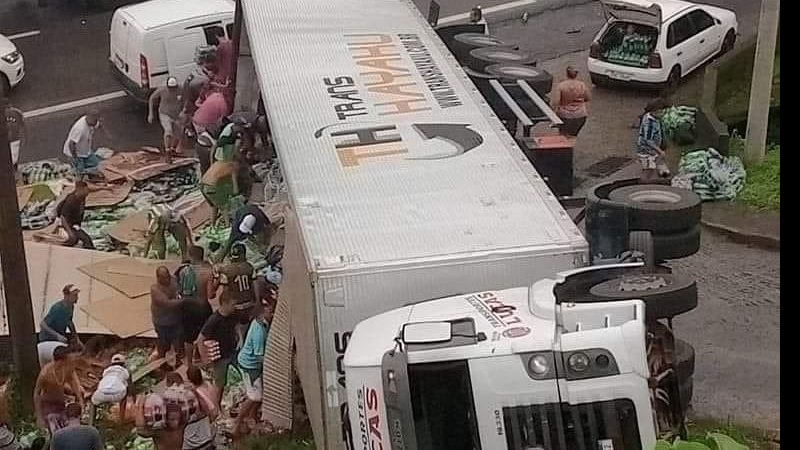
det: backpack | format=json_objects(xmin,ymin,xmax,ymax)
[{"xmin": 176, "ymin": 264, "xmax": 198, "ymax": 298}]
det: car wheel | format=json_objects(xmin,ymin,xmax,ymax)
[
  {"xmin": 719, "ymin": 30, "xmax": 736, "ymax": 56},
  {"xmin": 589, "ymin": 273, "xmax": 698, "ymax": 320},
  {"xmin": 665, "ymin": 66, "xmax": 681, "ymax": 92},
  {"xmin": 590, "ymin": 73, "xmax": 607, "ymax": 88},
  {"xmin": 608, "ymin": 184, "xmax": 702, "ymax": 233},
  {"xmin": 652, "ymin": 225, "xmax": 702, "ymax": 260}
]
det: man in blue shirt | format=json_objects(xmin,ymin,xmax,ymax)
[
  {"xmin": 233, "ymin": 287, "xmax": 277, "ymax": 437},
  {"xmin": 636, "ymin": 98, "xmax": 671, "ymax": 181},
  {"xmin": 40, "ymin": 284, "xmax": 82, "ymax": 348}
]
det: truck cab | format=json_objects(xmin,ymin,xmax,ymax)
[{"xmin": 344, "ymin": 265, "xmax": 656, "ymax": 450}]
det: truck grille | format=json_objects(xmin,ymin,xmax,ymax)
[{"xmin": 502, "ymin": 400, "xmax": 641, "ymax": 450}]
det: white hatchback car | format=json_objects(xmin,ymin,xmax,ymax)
[
  {"xmin": 588, "ymin": 0, "xmax": 737, "ymax": 89},
  {"xmin": 0, "ymin": 33, "xmax": 25, "ymax": 96}
]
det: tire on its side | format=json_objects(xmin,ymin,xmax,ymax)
[
  {"xmin": 608, "ymin": 184, "xmax": 701, "ymax": 233},
  {"xmin": 589, "ymin": 273, "xmax": 698, "ymax": 320},
  {"xmin": 653, "ymin": 225, "xmax": 701, "ymax": 260},
  {"xmin": 451, "ymin": 33, "xmax": 517, "ymax": 63}
]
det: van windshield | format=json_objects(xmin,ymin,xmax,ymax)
[
  {"xmin": 409, "ymin": 360, "xmax": 482, "ymax": 450},
  {"xmin": 599, "ymin": 22, "xmax": 659, "ymax": 68}
]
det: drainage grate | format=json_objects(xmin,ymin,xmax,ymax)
[{"xmin": 585, "ymin": 156, "xmax": 633, "ymax": 178}]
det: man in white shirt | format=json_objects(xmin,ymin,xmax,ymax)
[
  {"xmin": 62, "ymin": 110, "xmax": 109, "ymax": 177},
  {"xmin": 89, "ymin": 354, "xmax": 131, "ymax": 424},
  {"xmin": 37, "ymin": 340, "xmax": 68, "ymax": 367},
  {"xmin": 469, "ymin": 5, "xmax": 489, "ymax": 34}
]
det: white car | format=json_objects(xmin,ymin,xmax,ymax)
[
  {"xmin": 0, "ymin": 33, "xmax": 24, "ymax": 96},
  {"xmin": 588, "ymin": 0, "xmax": 738, "ymax": 89}
]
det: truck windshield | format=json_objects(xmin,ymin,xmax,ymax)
[{"xmin": 408, "ymin": 360, "xmax": 482, "ymax": 450}]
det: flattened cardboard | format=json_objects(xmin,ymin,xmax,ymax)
[
  {"xmin": 78, "ymin": 257, "xmax": 155, "ymax": 297},
  {"xmin": 80, "ymin": 294, "xmax": 153, "ymax": 338},
  {"xmin": 107, "ymin": 210, "xmax": 149, "ymax": 245},
  {"xmin": 86, "ymin": 182, "xmax": 133, "ymax": 208},
  {"xmin": 17, "ymin": 185, "xmax": 33, "ymax": 209}
]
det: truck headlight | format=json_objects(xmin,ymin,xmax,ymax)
[
  {"xmin": 529, "ymin": 355, "xmax": 549, "ymax": 375},
  {"xmin": 523, "ymin": 352, "xmax": 556, "ymax": 380},
  {"xmin": 1, "ymin": 51, "xmax": 20, "ymax": 64},
  {"xmin": 563, "ymin": 349, "xmax": 620, "ymax": 380},
  {"xmin": 567, "ymin": 352, "xmax": 590, "ymax": 372}
]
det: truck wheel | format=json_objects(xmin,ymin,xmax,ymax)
[
  {"xmin": 451, "ymin": 33, "xmax": 516, "ymax": 63},
  {"xmin": 608, "ymin": 184, "xmax": 701, "ymax": 233},
  {"xmin": 674, "ymin": 339, "xmax": 696, "ymax": 382},
  {"xmin": 628, "ymin": 231, "xmax": 655, "ymax": 270},
  {"xmin": 589, "ymin": 273, "xmax": 698, "ymax": 320},
  {"xmin": 653, "ymin": 226, "xmax": 701, "ymax": 260},
  {"xmin": 467, "ymin": 47, "xmax": 537, "ymax": 72},
  {"xmin": 485, "ymin": 63, "xmax": 554, "ymax": 96}
]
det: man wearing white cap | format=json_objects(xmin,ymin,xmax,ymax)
[
  {"xmin": 147, "ymin": 76, "xmax": 182, "ymax": 161},
  {"xmin": 89, "ymin": 353, "xmax": 131, "ymax": 425},
  {"xmin": 217, "ymin": 203, "xmax": 274, "ymax": 261}
]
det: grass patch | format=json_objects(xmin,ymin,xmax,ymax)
[
  {"xmin": 728, "ymin": 136, "xmax": 780, "ymax": 210},
  {"xmin": 687, "ymin": 417, "xmax": 779, "ymax": 450},
  {"xmin": 715, "ymin": 37, "xmax": 780, "ymax": 123}
]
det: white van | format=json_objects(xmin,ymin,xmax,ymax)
[{"xmin": 109, "ymin": 0, "xmax": 235, "ymax": 102}]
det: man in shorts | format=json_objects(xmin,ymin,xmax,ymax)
[
  {"xmin": 5, "ymin": 105, "xmax": 25, "ymax": 181},
  {"xmin": 636, "ymin": 98, "xmax": 671, "ymax": 181},
  {"xmin": 233, "ymin": 291, "xmax": 276, "ymax": 436},
  {"xmin": 150, "ymin": 266, "xmax": 184, "ymax": 364},
  {"xmin": 148, "ymin": 76, "xmax": 182, "ymax": 161},
  {"xmin": 176, "ymin": 246, "xmax": 214, "ymax": 367}
]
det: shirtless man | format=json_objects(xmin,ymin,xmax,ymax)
[{"xmin": 150, "ymin": 267, "xmax": 184, "ymax": 364}]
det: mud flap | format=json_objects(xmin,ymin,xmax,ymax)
[{"xmin": 382, "ymin": 350, "xmax": 419, "ymax": 450}]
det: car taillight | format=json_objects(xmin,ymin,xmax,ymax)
[
  {"xmin": 648, "ymin": 52, "xmax": 663, "ymax": 69},
  {"xmin": 140, "ymin": 54, "xmax": 149, "ymax": 89},
  {"xmin": 590, "ymin": 43, "xmax": 601, "ymax": 59}
]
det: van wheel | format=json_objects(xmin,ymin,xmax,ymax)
[{"xmin": 590, "ymin": 73, "xmax": 607, "ymax": 88}]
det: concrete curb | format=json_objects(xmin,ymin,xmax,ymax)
[
  {"xmin": 438, "ymin": 0, "xmax": 594, "ymax": 27},
  {"xmin": 700, "ymin": 219, "xmax": 780, "ymax": 251}
]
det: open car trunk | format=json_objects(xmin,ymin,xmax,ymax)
[{"xmin": 597, "ymin": 22, "xmax": 659, "ymax": 68}]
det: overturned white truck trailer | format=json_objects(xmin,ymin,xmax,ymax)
[{"xmin": 241, "ymin": 0, "xmax": 588, "ymax": 448}]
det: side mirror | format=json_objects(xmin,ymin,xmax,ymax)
[{"xmin": 401, "ymin": 322, "xmax": 452, "ymax": 344}]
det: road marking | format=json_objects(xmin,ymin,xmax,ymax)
[
  {"xmin": 438, "ymin": 0, "xmax": 545, "ymax": 25},
  {"xmin": 7, "ymin": 30, "xmax": 41, "ymax": 40},
  {"xmin": 23, "ymin": 91, "xmax": 127, "ymax": 119}
]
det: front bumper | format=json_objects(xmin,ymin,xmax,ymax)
[{"xmin": 1, "ymin": 56, "xmax": 25, "ymax": 87}]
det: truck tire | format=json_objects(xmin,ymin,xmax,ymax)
[
  {"xmin": 608, "ymin": 185, "xmax": 701, "ymax": 233},
  {"xmin": 467, "ymin": 47, "xmax": 537, "ymax": 72},
  {"xmin": 485, "ymin": 63, "xmax": 553, "ymax": 96},
  {"xmin": 451, "ymin": 33, "xmax": 517, "ymax": 63},
  {"xmin": 653, "ymin": 226, "xmax": 701, "ymax": 260},
  {"xmin": 674, "ymin": 339, "xmax": 695, "ymax": 382},
  {"xmin": 628, "ymin": 231, "xmax": 655, "ymax": 270},
  {"xmin": 678, "ymin": 377, "xmax": 694, "ymax": 410},
  {"xmin": 589, "ymin": 273, "xmax": 698, "ymax": 320}
]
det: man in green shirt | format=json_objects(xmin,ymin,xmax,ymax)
[{"xmin": 40, "ymin": 285, "xmax": 82, "ymax": 348}]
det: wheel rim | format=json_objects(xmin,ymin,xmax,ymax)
[{"xmin": 626, "ymin": 189, "xmax": 683, "ymax": 204}]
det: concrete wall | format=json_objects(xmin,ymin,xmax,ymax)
[{"xmin": 437, "ymin": 0, "xmax": 594, "ymax": 28}]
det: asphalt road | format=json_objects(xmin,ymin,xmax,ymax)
[
  {"xmin": 2, "ymin": 0, "xmax": 762, "ymax": 163},
  {"xmin": 2, "ymin": 0, "xmax": 160, "ymax": 163}
]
